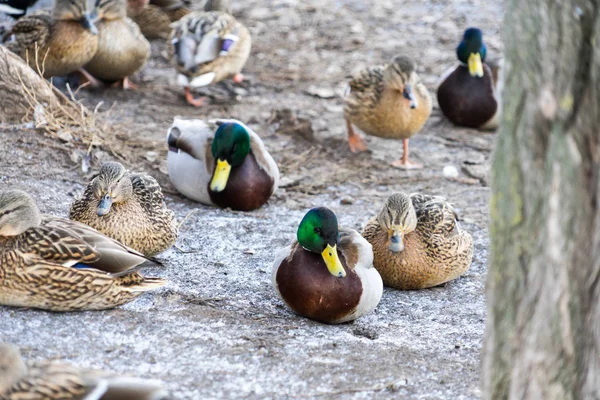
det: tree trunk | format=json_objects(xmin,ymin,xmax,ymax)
[{"xmin": 483, "ymin": 1, "xmax": 600, "ymax": 399}]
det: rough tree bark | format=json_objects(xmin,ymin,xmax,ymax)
[{"xmin": 483, "ymin": 1, "xmax": 600, "ymax": 399}]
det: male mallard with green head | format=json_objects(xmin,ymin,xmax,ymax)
[
  {"xmin": 272, "ymin": 207, "xmax": 383, "ymax": 324},
  {"xmin": 170, "ymin": 10, "xmax": 251, "ymax": 107},
  {"xmin": 437, "ymin": 27, "xmax": 501, "ymax": 130},
  {"xmin": 69, "ymin": 161, "xmax": 178, "ymax": 256},
  {"xmin": 344, "ymin": 55, "xmax": 432, "ymax": 169},
  {"xmin": 0, "ymin": 190, "xmax": 165, "ymax": 312},
  {"xmin": 0, "ymin": 343, "xmax": 168, "ymax": 399},
  {"xmin": 167, "ymin": 118, "xmax": 279, "ymax": 211},
  {"xmin": 362, "ymin": 193, "xmax": 473, "ymax": 290}
]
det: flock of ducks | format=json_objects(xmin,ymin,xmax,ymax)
[{"xmin": 0, "ymin": 0, "xmax": 500, "ymax": 397}]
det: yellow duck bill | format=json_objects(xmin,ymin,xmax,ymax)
[
  {"xmin": 321, "ymin": 244, "xmax": 346, "ymax": 278},
  {"xmin": 210, "ymin": 159, "xmax": 232, "ymax": 192},
  {"xmin": 468, "ymin": 53, "xmax": 484, "ymax": 78}
]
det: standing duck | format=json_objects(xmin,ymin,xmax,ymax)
[
  {"xmin": 362, "ymin": 193, "xmax": 473, "ymax": 290},
  {"xmin": 83, "ymin": 0, "xmax": 150, "ymax": 89},
  {"xmin": 272, "ymin": 207, "xmax": 383, "ymax": 324},
  {"xmin": 167, "ymin": 118, "xmax": 279, "ymax": 211},
  {"xmin": 4, "ymin": 0, "xmax": 99, "ymax": 78},
  {"xmin": 0, "ymin": 343, "xmax": 168, "ymax": 399},
  {"xmin": 170, "ymin": 10, "xmax": 251, "ymax": 107},
  {"xmin": 127, "ymin": 0, "xmax": 191, "ymax": 40},
  {"xmin": 344, "ymin": 55, "xmax": 432, "ymax": 169},
  {"xmin": 69, "ymin": 161, "xmax": 178, "ymax": 256},
  {"xmin": 437, "ymin": 27, "xmax": 501, "ymax": 130},
  {"xmin": 0, "ymin": 190, "xmax": 165, "ymax": 312}
]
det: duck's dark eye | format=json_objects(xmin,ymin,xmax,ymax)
[{"xmin": 314, "ymin": 227, "xmax": 322, "ymax": 234}]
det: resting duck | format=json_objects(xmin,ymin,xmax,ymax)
[
  {"xmin": 343, "ymin": 55, "xmax": 432, "ymax": 169},
  {"xmin": 127, "ymin": 0, "xmax": 191, "ymax": 40},
  {"xmin": 69, "ymin": 161, "xmax": 178, "ymax": 256},
  {"xmin": 4, "ymin": 0, "xmax": 99, "ymax": 78},
  {"xmin": 0, "ymin": 0, "xmax": 38, "ymax": 19},
  {"xmin": 437, "ymin": 27, "xmax": 501, "ymax": 130},
  {"xmin": 170, "ymin": 10, "xmax": 251, "ymax": 107},
  {"xmin": 272, "ymin": 207, "xmax": 383, "ymax": 324},
  {"xmin": 0, "ymin": 190, "xmax": 165, "ymax": 312},
  {"xmin": 362, "ymin": 193, "xmax": 473, "ymax": 290},
  {"xmin": 82, "ymin": 0, "xmax": 150, "ymax": 89},
  {"xmin": 167, "ymin": 118, "xmax": 279, "ymax": 211},
  {"xmin": 0, "ymin": 343, "xmax": 167, "ymax": 399}
]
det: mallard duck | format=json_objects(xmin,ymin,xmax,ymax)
[
  {"xmin": 167, "ymin": 118, "xmax": 279, "ymax": 211},
  {"xmin": 0, "ymin": 343, "xmax": 168, "ymax": 399},
  {"xmin": 4, "ymin": 0, "xmax": 99, "ymax": 78},
  {"xmin": 272, "ymin": 207, "xmax": 383, "ymax": 324},
  {"xmin": 0, "ymin": 190, "xmax": 166, "ymax": 312},
  {"xmin": 0, "ymin": 0, "xmax": 38, "ymax": 19},
  {"xmin": 170, "ymin": 10, "xmax": 251, "ymax": 107},
  {"xmin": 69, "ymin": 161, "xmax": 178, "ymax": 256},
  {"xmin": 343, "ymin": 55, "xmax": 432, "ymax": 169},
  {"xmin": 362, "ymin": 193, "xmax": 473, "ymax": 290},
  {"xmin": 83, "ymin": 0, "xmax": 150, "ymax": 89},
  {"xmin": 127, "ymin": 0, "xmax": 190, "ymax": 40},
  {"xmin": 437, "ymin": 27, "xmax": 501, "ymax": 130}
]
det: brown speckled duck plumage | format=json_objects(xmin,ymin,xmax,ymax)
[
  {"xmin": 128, "ymin": 0, "xmax": 191, "ymax": 39},
  {"xmin": 362, "ymin": 193, "xmax": 473, "ymax": 290},
  {"xmin": 0, "ymin": 343, "xmax": 167, "ymax": 399},
  {"xmin": 69, "ymin": 161, "xmax": 178, "ymax": 256},
  {"xmin": 4, "ymin": 0, "xmax": 99, "ymax": 78},
  {"xmin": 0, "ymin": 190, "xmax": 165, "ymax": 312}
]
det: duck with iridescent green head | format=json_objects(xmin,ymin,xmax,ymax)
[
  {"xmin": 437, "ymin": 27, "xmax": 502, "ymax": 130},
  {"xmin": 167, "ymin": 118, "xmax": 279, "ymax": 211},
  {"xmin": 272, "ymin": 207, "xmax": 383, "ymax": 324}
]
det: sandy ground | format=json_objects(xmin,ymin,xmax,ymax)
[{"xmin": 0, "ymin": 0, "xmax": 503, "ymax": 398}]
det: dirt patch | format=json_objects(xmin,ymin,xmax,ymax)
[{"xmin": 0, "ymin": 0, "xmax": 503, "ymax": 398}]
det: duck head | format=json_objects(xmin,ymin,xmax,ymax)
[
  {"xmin": 457, "ymin": 27, "xmax": 487, "ymax": 78},
  {"xmin": 377, "ymin": 193, "xmax": 417, "ymax": 253},
  {"xmin": 297, "ymin": 207, "xmax": 346, "ymax": 278},
  {"xmin": 0, "ymin": 190, "xmax": 41, "ymax": 237},
  {"xmin": 209, "ymin": 122, "xmax": 250, "ymax": 192},
  {"xmin": 92, "ymin": 162, "xmax": 134, "ymax": 217},
  {"xmin": 384, "ymin": 55, "xmax": 420, "ymax": 109},
  {"xmin": 54, "ymin": 0, "xmax": 98, "ymax": 34}
]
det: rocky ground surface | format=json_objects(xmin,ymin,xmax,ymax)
[{"xmin": 0, "ymin": 0, "xmax": 503, "ymax": 398}]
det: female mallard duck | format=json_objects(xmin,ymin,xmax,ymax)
[
  {"xmin": 127, "ymin": 0, "xmax": 191, "ymax": 40},
  {"xmin": 167, "ymin": 118, "xmax": 279, "ymax": 211},
  {"xmin": 69, "ymin": 161, "xmax": 178, "ymax": 256},
  {"xmin": 0, "ymin": 343, "xmax": 167, "ymax": 399},
  {"xmin": 4, "ymin": 0, "xmax": 99, "ymax": 78},
  {"xmin": 362, "ymin": 193, "xmax": 473, "ymax": 290},
  {"xmin": 83, "ymin": 0, "xmax": 150, "ymax": 89},
  {"xmin": 170, "ymin": 10, "xmax": 251, "ymax": 107},
  {"xmin": 343, "ymin": 55, "xmax": 432, "ymax": 169},
  {"xmin": 437, "ymin": 27, "xmax": 501, "ymax": 130},
  {"xmin": 272, "ymin": 207, "xmax": 383, "ymax": 324},
  {"xmin": 0, "ymin": 190, "xmax": 165, "ymax": 312}
]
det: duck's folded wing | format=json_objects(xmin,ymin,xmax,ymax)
[
  {"xmin": 41, "ymin": 216, "xmax": 153, "ymax": 274},
  {"xmin": 414, "ymin": 200, "xmax": 459, "ymax": 237},
  {"xmin": 5, "ymin": 11, "xmax": 51, "ymax": 52},
  {"xmin": 339, "ymin": 228, "xmax": 374, "ymax": 269},
  {"xmin": 130, "ymin": 173, "xmax": 168, "ymax": 214}
]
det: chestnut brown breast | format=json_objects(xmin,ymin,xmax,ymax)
[
  {"xmin": 437, "ymin": 64, "xmax": 497, "ymax": 128},
  {"xmin": 208, "ymin": 152, "xmax": 274, "ymax": 211},
  {"xmin": 276, "ymin": 243, "xmax": 362, "ymax": 324}
]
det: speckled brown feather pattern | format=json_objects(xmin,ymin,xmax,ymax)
[
  {"xmin": 0, "ymin": 218, "xmax": 165, "ymax": 312},
  {"xmin": 69, "ymin": 172, "xmax": 178, "ymax": 256},
  {"xmin": 171, "ymin": 11, "xmax": 251, "ymax": 83},
  {"xmin": 344, "ymin": 63, "xmax": 432, "ymax": 139},
  {"xmin": 5, "ymin": 11, "xmax": 98, "ymax": 78},
  {"xmin": 1, "ymin": 361, "xmax": 88, "ymax": 399},
  {"xmin": 362, "ymin": 194, "xmax": 473, "ymax": 289}
]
